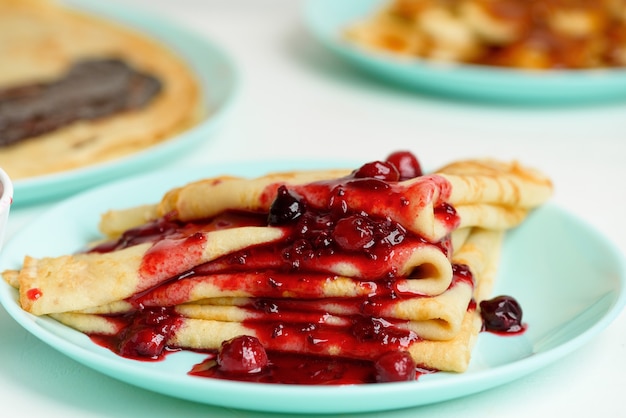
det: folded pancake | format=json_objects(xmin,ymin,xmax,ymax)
[
  {"xmin": 16, "ymin": 220, "xmax": 457, "ymax": 315},
  {"xmin": 43, "ymin": 227, "xmax": 501, "ymax": 372},
  {"xmin": 60, "ymin": 227, "xmax": 470, "ymax": 319},
  {"xmin": 17, "ymin": 226, "xmax": 285, "ymax": 315},
  {"xmin": 2, "ymin": 153, "xmax": 552, "ymax": 377},
  {"xmin": 168, "ymin": 275, "xmax": 472, "ymax": 341},
  {"xmin": 0, "ymin": 0, "xmax": 200, "ymax": 179},
  {"xmin": 172, "ymin": 228, "xmax": 502, "ymax": 372},
  {"xmin": 98, "ymin": 159, "xmax": 551, "ymax": 243},
  {"xmin": 99, "ymin": 169, "xmax": 448, "ymax": 240},
  {"xmin": 436, "ymin": 159, "xmax": 554, "ymax": 209}
]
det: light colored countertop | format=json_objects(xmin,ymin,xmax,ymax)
[{"xmin": 1, "ymin": 1, "xmax": 625, "ymax": 416}]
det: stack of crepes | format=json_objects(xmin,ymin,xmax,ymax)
[{"xmin": 3, "ymin": 156, "xmax": 553, "ymax": 374}]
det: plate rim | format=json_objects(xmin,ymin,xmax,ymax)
[{"xmin": 1, "ymin": 161, "xmax": 625, "ymax": 414}]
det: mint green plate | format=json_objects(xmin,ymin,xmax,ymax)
[
  {"xmin": 305, "ymin": 0, "xmax": 626, "ymax": 103},
  {"xmin": 1, "ymin": 161, "xmax": 624, "ymax": 414},
  {"xmin": 11, "ymin": 0, "xmax": 238, "ymax": 206}
]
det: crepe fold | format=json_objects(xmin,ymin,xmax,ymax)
[
  {"xmin": 3, "ymin": 157, "xmax": 552, "ymax": 373},
  {"xmin": 99, "ymin": 159, "xmax": 552, "ymax": 239},
  {"xmin": 39, "ymin": 227, "xmax": 502, "ymax": 372}
]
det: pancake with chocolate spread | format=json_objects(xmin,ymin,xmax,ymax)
[{"xmin": 0, "ymin": 0, "xmax": 200, "ymax": 180}]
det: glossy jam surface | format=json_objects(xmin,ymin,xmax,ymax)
[
  {"xmin": 480, "ymin": 295, "xmax": 526, "ymax": 334},
  {"xmin": 92, "ymin": 307, "xmax": 183, "ymax": 361},
  {"xmin": 217, "ymin": 335, "xmax": 269, "ymax": 374},
  {"xmin": 85, "ymin": 151, "xmax": 525, "ymax": 384},
  {"xmin": 189, "ymin": 343, "xmax": 436, "ymax": 384},
  {"xmin": 0, "ymin": 59, "xmax": 162, "ymax": 147}
]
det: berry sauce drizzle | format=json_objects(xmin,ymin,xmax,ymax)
[{"xmin": 85, "ymin": 151, "xmax": 525, "ymax": 384}]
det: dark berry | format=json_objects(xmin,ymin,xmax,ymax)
[
  {"xmin": 118, "ymin": 328, "xmax": 167, "ymax": 358},
  {"xmin": 217, "ymin": 335, "xmax": 269, "ymax": 374},
  {"xmin": 385, "ymin": 151, "xmax": 423, "ymax": 180},
  {"xmin": 374, "ymin": 351, "xmax": 417, "ymax": 383},
  {"xmin": 479, "ymin": 295, "xmax": 524, "ymax": 333},
  {"xmin": 268, "ymin": 186, "xmax": 306, "ymax": 225},
  {"xmin": 352, "ymin": 161, "xmax": 400, "ymax": 182},
  {"xmin": 116, "ymin": 307, "xmax": 179, "ymax": 358},
  {"xmin": 332, "ymin": 215, "xmax": 375, "ymax": 251}
]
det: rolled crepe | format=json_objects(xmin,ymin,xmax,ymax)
[
  {"xmin": 100, "ymin": 170, "xmax": 453, "ymax": 242},
  {"xmin": 17, "ymin": 227, "xmax": 455, "ymax": 315},
  {"xmin": 45, "ymin": 227, "xmax": 502, "ymax": 372},
  {"xmin": 17, "ymin": 226, "xmax": 285, "ymax": 315},
  {"xmin": 99, "ymin": 159, "xmax": 552, "ymax": 239},
  {"xmin": 168, "ymin": 228, "xmax": 503, "ymax": 371}
]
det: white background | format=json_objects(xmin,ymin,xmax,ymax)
[{"xmin": 1, "ymin": 0, "xmax": 625, "ymax": 416}]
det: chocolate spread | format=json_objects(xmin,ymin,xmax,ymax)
[{"xmin": 0, "ymin": 59, "xmax": 162, "ymax": 147}]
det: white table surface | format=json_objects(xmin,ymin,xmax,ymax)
[{"xmin": 1, "ymin": 0, "xmax": 625, "ymax": 416}]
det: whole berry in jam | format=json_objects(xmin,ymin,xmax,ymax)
[
  {"xmin": 117, "ymin": 307, "xmax": 179, "ymax": 359},
  {"xmin": 374, "ymin": 351, "xmax": 417, "ymax": 383},
  {"xmin": 118, "ymin": 328, "xmax": 167, "ymax": 359},
  {"xmin": 479, "ymin": 295, "xmax": 524, "ymax": 334},
  {"xmin": 268, "ymin": 186, "xmax": 306, "ymax": 225},
  {"xmin": 385, "ymin": 151, "xmax": 423, "ymax": 180},
  {"xmin": 217, "ymin": 335, "xmax": 269, "ymax": 374},
  {"xmin": 352, "ymin": 161, "xmax": 400, "ymax": 182},
  {"xmin": 332, "ymin": 214, "xmax": 375, "ymax": 251}
]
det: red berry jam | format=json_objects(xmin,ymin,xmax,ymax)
[
  {"xmin": 385, "ymin": 151, "xmax": 423, "ymax": 180},
  {"xmin": 84, "ymin": 152, "xmax": 524, "ymax": 384},
  {"xmin": 352, "ymin": 160, "xmax": 400, "ymax": 182},
  {"xmin": 115, "ymin": 307, "xmax": 183, "ymax": 360},
  {"xmin": 374, "ymin": 350, "xmax": 417, "ymax": 382},
  {"xmin": 217, "ymin": 335, "xmax": 269, "ymax": 374}
]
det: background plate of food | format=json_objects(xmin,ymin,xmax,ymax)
[
  {"xmin": 0, "ymin": 159, "xmax": 624, "ymax": 414},
  {"xmin": 304, "ymin": 0, "xmax": 626, "ymax": 103},
  {"xmin": 0, "ymin": 0, "xmax": 238, "ymax": 205}
]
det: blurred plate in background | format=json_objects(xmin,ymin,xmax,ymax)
[
  {"xmin": 12, "ymin": 0, "xmax": 238, "ymax": 206},
  {"xmin": 305, "ymin": 0, "xmax": 626, "ymax": 104}
]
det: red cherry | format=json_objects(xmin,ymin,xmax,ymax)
[
  {"xmin": 118, "ymin": 328, "xmax": 167, "ymax": 358},
  {"xmin": 352, "ymin": 161, "xmax": 400, "ymax": 182},
  {"xmin": 374, "ymin": 351, "xmax": 417, "ymax": 382},
  {"xmin": 479, "ymin": 295, "xmax": 524, "ymax": 333},
  {"xmin": 217, "ymin": 335, "xmax": 269, "ymax": 374},
  {"xmin": 332, "ymin": 215, "xmax": 375, "ymax": 251},
  {"xmin": 385, "ymin": 151, "xmax": 423, "ymax": 180}
]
